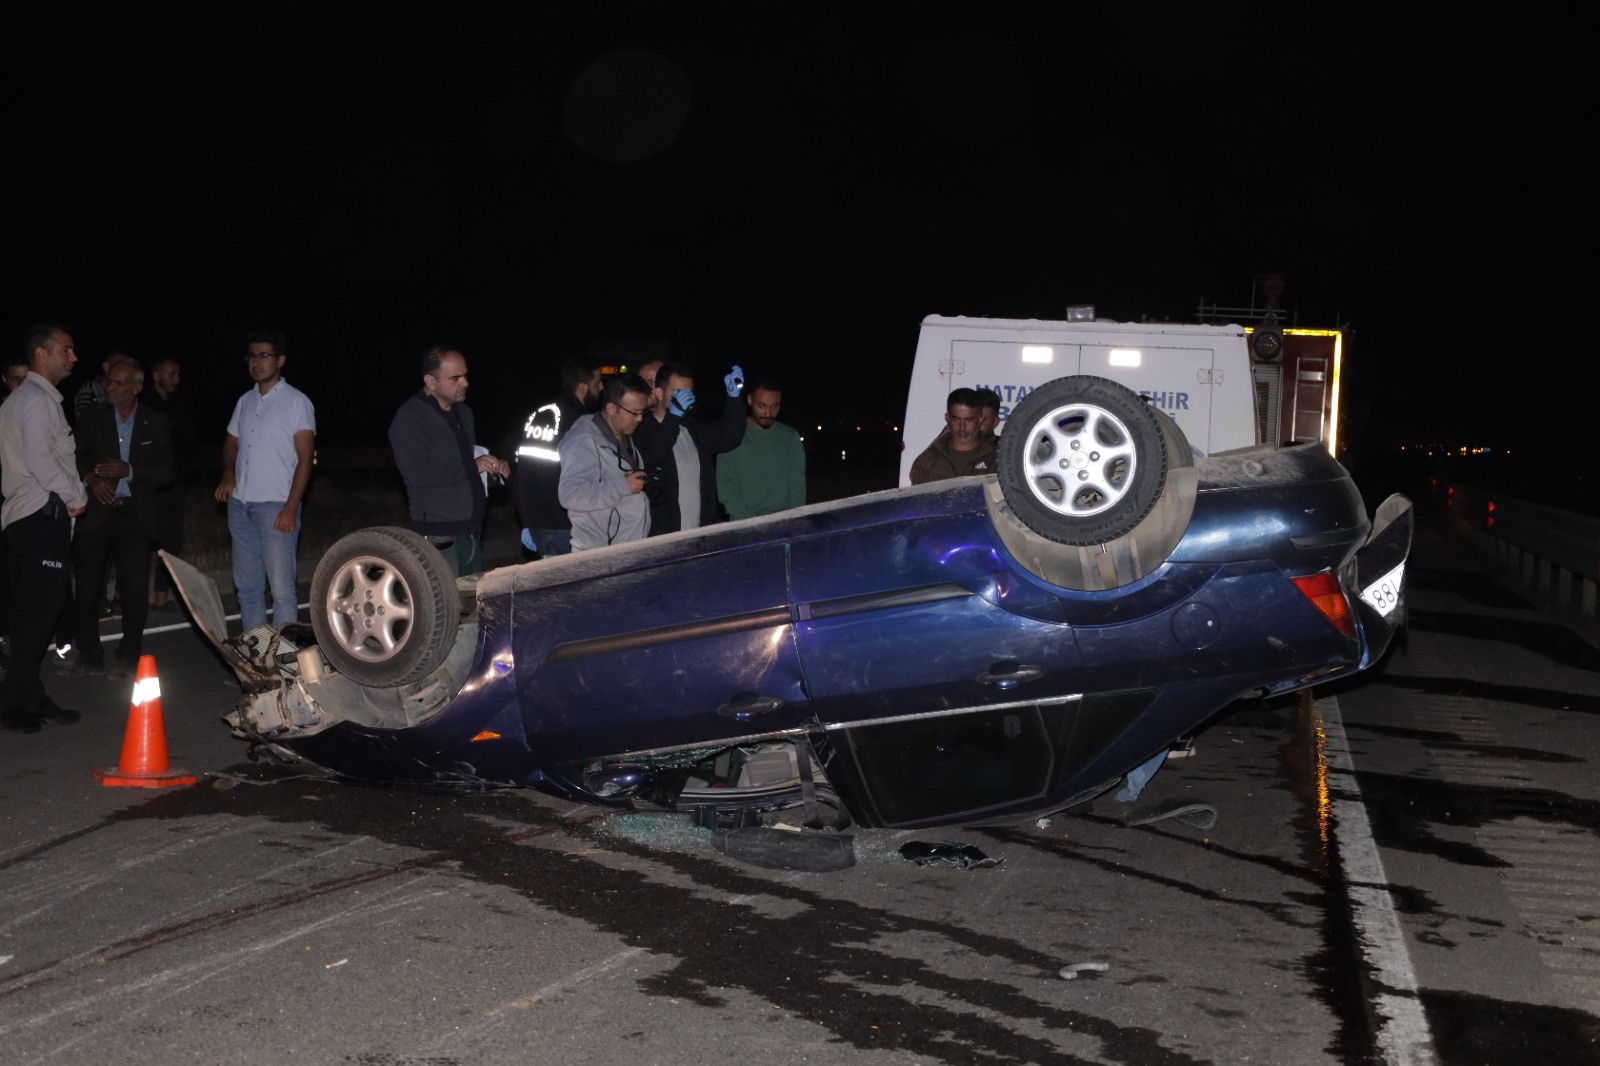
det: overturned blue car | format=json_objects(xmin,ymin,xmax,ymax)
[{"xmin": 169, "ymin": 375, "xmax": 1410, "ymax": 831}]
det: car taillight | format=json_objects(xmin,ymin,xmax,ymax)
[{"xmin": 1290, "ymin": 571, "xmax": 1355, "ymax": 638}]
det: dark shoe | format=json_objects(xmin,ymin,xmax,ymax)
[
  {"xmin": 34, "ymin": 698, "xmax": 80, "ymax": 725},
  {"xmin": 1, "ymin": 709, "xmax": 42, "ymax": 734},
  {"xmin": 67, "ymin": 658, "xmax": 107, "ymax": 677},
  {"xmin": 107, "ymin": 663, "xmax": 133, "ymax": 682}
]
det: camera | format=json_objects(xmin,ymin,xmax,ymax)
[{"xmin": 641, "ymin": 465, "xmax": 667, "ymax": 507}]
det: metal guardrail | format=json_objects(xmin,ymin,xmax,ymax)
[{"xmin": 1439, "ymin": 480, "xmax": 1600, "ymax": 617}]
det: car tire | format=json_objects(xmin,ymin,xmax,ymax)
[
  {"xmin": 997, "ymin": 375, "xmax": 1171, "ymax": 545},
  {"xmin": 310, "ymin": 527, "xmax": 460, "ymax": 688}
]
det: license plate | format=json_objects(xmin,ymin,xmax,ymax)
[{"xmin": 1359, "ymin": 562, "xmax": 1405, "ymax": 617}]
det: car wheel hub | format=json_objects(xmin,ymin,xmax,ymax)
[
  {"xmin": 326, "ymin": 555, "xmax": 415, "ymax": 662},
  {"xmin": 1023, "ymin": 402, "xmax": 1138, "ymax": 517}
]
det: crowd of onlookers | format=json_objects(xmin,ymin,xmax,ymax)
[
  {"xmin": 0, "ymin": 325, "xmax": 813, "ymax": 734},
  {"xmin": 1, "ymin": 319, "xmax": 1001, "ymax": 735},
  {"xmin": 1, "ymin": 324, "xmax": 196, "ymax": 731}
]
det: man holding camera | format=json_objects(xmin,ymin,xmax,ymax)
[{"xmin": 557, "ymin": 375, "xmax": 653, "ymax": 551}]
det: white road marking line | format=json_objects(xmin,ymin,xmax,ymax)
[
  {"xmin": 486, "ymin": 946, "xmax": 648, "ymax": 1016},
  {"xmin": 97, "ymin": 602, "xmax": 312, "ymax": 642},
  {"xmin": 1320, "ymin": 695, "xmax": 1439, "ymax": 1066}
]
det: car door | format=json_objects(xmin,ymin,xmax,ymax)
[
  {"xmin": 789, "ymin": 512, "xmax": 1086, "ymax": 823},
  {"xmin": 510, "ymin": 543, "xmax": 811, "ymax": 762}
]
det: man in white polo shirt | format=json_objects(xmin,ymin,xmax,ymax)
[{"xmin": 214, "ymin": 328, "xmax": 315, "ymax": 632}]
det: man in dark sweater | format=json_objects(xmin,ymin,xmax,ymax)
[{"xmin": 388, "ymin": 347, "xmax": 510, "ymax": 576}]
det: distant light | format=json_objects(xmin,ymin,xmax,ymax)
[
  {"xmin": 1022, "ymin": 345, "xmax": 1054, "ymax": 364},
  {"xmin": 1108, "ymin": 348, "xmax": 1141, "ymax": 367},
  {"xmin": 840, "ymin": 450, "xmax": 846, "ymax": 460},
  {"xmin": 1066, "ymin": 305, "xmax": 1095, "ymax": 322}
]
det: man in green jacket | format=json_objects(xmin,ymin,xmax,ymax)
[{"xmin": 716, "ymin": 377, "xmax": 805, "ymax": 520}]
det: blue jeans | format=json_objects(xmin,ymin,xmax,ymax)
[{"xmin": 228, "ymin": 498, "xmax": 300, "ymax": 631}]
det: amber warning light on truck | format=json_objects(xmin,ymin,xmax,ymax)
[{"xmin": 1245, "ymin": 326, "xmax": 1344, "ymax": 456}]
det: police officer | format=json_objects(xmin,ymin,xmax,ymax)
[
  {"xmin": 513, "ymin": 355, "xmax": 602, "ymax": 557},
  {"xmin": 0, "ymin": 324, "xmax": 88, "ymax": 732}
]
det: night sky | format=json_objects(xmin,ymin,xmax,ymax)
[{"xmin": 6, "ymin": 5, "xmax": 1586, "ymax": 466}]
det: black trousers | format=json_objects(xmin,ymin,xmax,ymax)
[
  {"xmin": 151, "ymin": 481, "xmax": 186, "ymax": 594},
  {"xmin": 73, "ymin": 503, "xmax": 153, "ymax": 667},
  {"xmin": 0, "ymin": 512, "xmax": 10, "ymax": 641},
  {"xmin": 2, "ymin": 506, "xmax": 72, "ymax": 712}
]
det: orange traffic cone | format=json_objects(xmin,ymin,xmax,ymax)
[{"xmin": 94, "ymin": 655, "xmax": 196, "ymax": 789}]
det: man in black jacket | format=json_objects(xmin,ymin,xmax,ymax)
[
  {"xmin": 633, "ymin": 361, "xmax": 746, "ymax": 536},
  {"xmin": 388, "ymin": 347, "xmax": 510, "ymax": 577},
  {"xmin": 140, "ymin": 355, "xmax": 195, "ymax": 611},
  {"xmin": 72, "ymin": 355, "xmax": 174, "ymax": 679},
  {"xmin": 512, "ymin": 355, "xmax": 601, "ymax": 557}
]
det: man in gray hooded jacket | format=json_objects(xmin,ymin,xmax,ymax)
[{"xmin": 557, "ymin": 375, "xmax": 652, "ymax": 551}]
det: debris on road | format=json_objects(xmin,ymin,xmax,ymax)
[{"xmin": 898, "ymin": 841, "xmax": 1004, "ymax": 869}]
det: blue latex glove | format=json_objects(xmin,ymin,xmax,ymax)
[
  {"xmin": 520, "ymin": 528, "xmax": 537, "ymax": 553},
  {"xmin": 669, "ymin": 388, "xmax": 696, "ymax": 417},
  {"xmin": 724, "ymin": 364, "xmax": 744, "ymax": 397},
  {"xmin": 1113, "ymin": 749, "xmax": 1167, "ymax": 802}
]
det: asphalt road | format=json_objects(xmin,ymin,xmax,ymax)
[{"xmin": 1, "ymin": 520, "xmax": 1597, "ymax": 1065}]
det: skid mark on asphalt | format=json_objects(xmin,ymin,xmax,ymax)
[
  {"xmin": 0, "ymin": 822, "xmax": 252, "ymax": 937},
  {"xmin": 0, "ymin": 832, "xmax": 390, "ymax": 998},
  {"xmin": 17, "ymin": 884, "xmax": 447, "ymax": 1066},
  {"xmin": 84, "ymin": 782, "xmax": 1211, "ymax": 1066}
]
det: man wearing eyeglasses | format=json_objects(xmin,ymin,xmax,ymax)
[
  {"xmin": 556, "ymin": 375, "xmax": 652, "ymax": 551},
  {"xmin": 214, "ymin": 328, "xmax": 315, "ymax": 632}
]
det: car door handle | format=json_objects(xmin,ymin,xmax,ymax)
[
  {"xmin": 718, "ymin": 693, "xmax": 786, "ymax": 719},
  {"xmin": 976, "ymin": 662, "xmax": 1044, "ymax": 689}
]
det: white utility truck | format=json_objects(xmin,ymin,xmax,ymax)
[{"xmin": 899, "ymin": 314, "xmax": 1342, "ymax": 486}]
